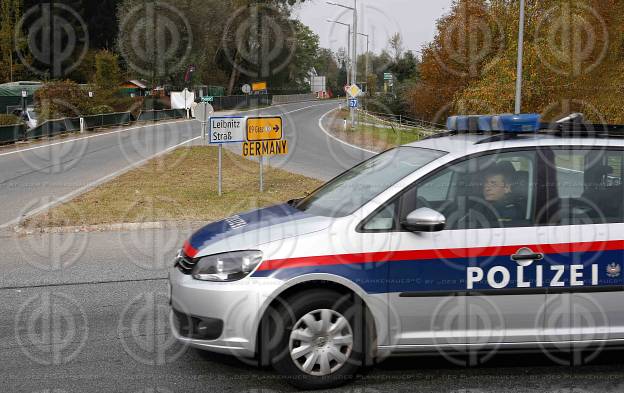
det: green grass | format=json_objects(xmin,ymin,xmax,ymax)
[{"xmin": 23, "ymin": 146, "xmax": 323, "ymax": 228}]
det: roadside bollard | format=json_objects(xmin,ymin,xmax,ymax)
[{"xmin": 80, "ymin": 117, "xmax": 85, "ymax": 133}]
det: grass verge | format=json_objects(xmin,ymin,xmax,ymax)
[
  {"xmin": 325, "ymin": 108, "xmax": 430, "ymax": 152},
  {"xmin": 23, "ymin": 146, "xmax": 323, "ymax": 228}
]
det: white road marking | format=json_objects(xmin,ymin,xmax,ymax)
[
  {"xmin": 0, "ymin": 101, "xmax": 328, "ymax": 159},
  {"xmin": 1, "ymin": 136, "xmax": 201, "ymax": 229},
  {"xmin": 317, "ymin": 107, "xmax": 377, "ymax": 154},
  {"xmin": 0, "ymin": 119, "xmax": 191, "ymax": 158}
]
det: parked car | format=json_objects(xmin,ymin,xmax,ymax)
[
  {"xmin": 12, "ymin": 107, "xmax": 38, "ymax": 129},
  {"xmin": 170, "ymin": 113, "xmax": 624, "ymax": 389}
]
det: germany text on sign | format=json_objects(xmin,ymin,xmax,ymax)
[{"xmin": 242, "ymin": 140, "xmax": 289, "ymax": 157}]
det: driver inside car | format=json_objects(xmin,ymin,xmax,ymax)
[{"xmin": 479, "ymin": 164, "xmax": 523, "ymax": 224}]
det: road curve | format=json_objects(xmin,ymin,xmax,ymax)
[{"xmin": 0, "ymin": 100, "xmax": 370, "ymax": 228}]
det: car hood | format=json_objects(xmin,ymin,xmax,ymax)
[{"xmin": 184, "ymin": 203, "xmax": 332, "ymax": 258}]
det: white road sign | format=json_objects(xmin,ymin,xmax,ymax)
[
  {"xmin": 209, "ymin": 117, "xmax": 246, "ymax": 144},
  {"xmin": 242, "ymin": 84, "xmax": 252, "ymax": 94}
]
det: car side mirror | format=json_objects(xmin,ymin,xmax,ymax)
[{"xmin": 401, "ymin": 207, "xmax": 446, "ymax": 232}]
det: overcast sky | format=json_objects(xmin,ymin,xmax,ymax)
[{"xmin": 294, "ymin": 0, "xmax": 454, "ymax": 56}]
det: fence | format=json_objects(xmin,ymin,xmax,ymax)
[
  {"xmin": 0, "ymin": 124, "xmax": 26, "ymax": 144},
  {"xmin": 210, "ymin": 95, "xmax": 272, "ymax": 111},
  {"xmin": 272, "ymin": 93, "xmax": 317, "ymax": 105},
  {"xmin": 136, "ymin": 109, "xmax": 187, "ymax": 122},
  {"xmin": 25, "ymin": 112, "xmax": 136, "ymax": 140}
]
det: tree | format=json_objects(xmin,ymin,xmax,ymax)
[
  {"xmin": 94, "ymin": 50, "xmax": 122, "ymax": 90},
  {"xmin": 0, "ymin": 0, "xmax": 26, "ymax": 82},
  {"xmin": 388, "ymin": 32, "xmax": 404, "ymax": 63}
]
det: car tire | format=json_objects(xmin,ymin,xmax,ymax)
[{"xmin": 265, "ymin": 288, "xmax": 374, "ymax": 390}]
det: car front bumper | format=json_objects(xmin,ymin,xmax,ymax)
[{"xmin": 169, "ymin": 267, "xmax": 281, "ymax": 358}]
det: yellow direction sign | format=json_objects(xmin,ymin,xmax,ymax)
[
  {"xmin": 346, "ymin": 84, "xmax": 361, "ymax": 98},
  {"xmin": 247, "ymin": 117, "xmax": 283, "ymax": 141},
  {"xmin": 252, "ymin": 81, "xmax": 267, "ymax": 91},
  {"xmin": 243, "ymin": 140, "xmax": 288, "ymax": 157}
]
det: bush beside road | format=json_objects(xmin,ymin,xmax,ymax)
[{"xmin": 22, "ymin": 146, "xmax": 322, "ymax": 229}]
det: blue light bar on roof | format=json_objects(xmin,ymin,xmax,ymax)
[{"xmin": 446, "ymin": 113, "xmax": 541, "ymax": 133}]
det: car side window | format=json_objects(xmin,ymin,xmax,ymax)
[
  {"xmin": 362, "ymin": 151, "xmax": 537, "ymax": 231},
  {"xmin": 548, "ymin": 149, "xmax": 624, "ymax": 225}
]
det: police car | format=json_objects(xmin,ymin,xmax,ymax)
[{"xmin": 170, "ymin": 113, "xmax": 624, "ymax": 389}]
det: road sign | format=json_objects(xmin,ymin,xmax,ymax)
[
  {"xmin": 384, "ymin": 72, "xmax": 393, "ymax": 80},
  {"xmin": 242, "ymin": 140, "xmax": 288, "ymax": 157},
  {"xmin": 252, "ymin": 81, "xmax": 267, "ymax": 91},
  {"xmin": 21, "ymin": 90, "xmax": 27, "ymax": 98},
  {"xmin": 242, "ymin": 84, "xmax": 252, "ymax": 94},
  {"xmin": 202, "ymin": 96, "xmax": 214, "ymax": 103},
  {"xmin": 209, "ymin": 117, "xmax": 245, "ymax": 144},
  {"xmin": 246, "ymin": 117, "xmax": 283, "ymax": 141},
  {"xmin": 348, "ymin": 98, "xmax": 358, "ymax": 108},
  {"xmin": 346, "ymin": 84, "xmax": 361, "ymax": 98},
  {"xmin": 194, "ymin": 102, "xmax": 214, "ymax": 123}
]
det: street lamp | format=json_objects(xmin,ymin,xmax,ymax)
[
  {"xmin": 357, "ymin": 32, "xmax": 369, "ymax": 90},
  {"xmin": 327, "ymin": 1, "xmax": 357, "ymax": 128},
  {"xmin": 327, "ymin": 19, "xmax": 351, "ymax": 86},
  {"xmin": 514, "ymin": 0, "xmax": 526, "ymax": 114}
]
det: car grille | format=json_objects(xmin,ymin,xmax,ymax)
[{"xmin": 175, "ymin": 251, "xmax": 199, "ymax": 274}]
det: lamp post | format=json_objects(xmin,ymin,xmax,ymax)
[
  {"xmin": 357, "ymin": 32, "xmax": 369, "ymax": 92},
  {"xmin": 327, "ymin": 19, "xmax": 351, "ymax": 87},
  {"xmin": 514, "ymin": 0, "xmax": 526, "ymax": 114},
  {"xmin": 327, "ymin": 1, "xmax": 357, "ymax": 128}
]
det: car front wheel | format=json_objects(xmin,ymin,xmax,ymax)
[{"xmin": 267, "ymin": 288, "xmax": 373, "ymax": 390}]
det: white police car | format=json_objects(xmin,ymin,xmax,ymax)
[{"xmin": 170, "ymin": 113, "xmax": 624, "ymax": 389}]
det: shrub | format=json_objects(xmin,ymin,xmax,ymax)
[
  {"xmin": 89, "ymin": 105, "xmax": 115, "ymax": 115},
  {"xmin": 34, "ymin": 80, "xmax": 90, "ymax": 121},
  {"xmin": 0, "ymin": 114, "xmax": 21, "ymax": 126}
]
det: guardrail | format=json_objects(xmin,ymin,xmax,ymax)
[
  {"xmin": 0, "ymin": 124, "xmax": 26, "ymax": 144},
  {"xmin": 357, "ymin": 109, "xmax": 444, "ymax": 134},
  {"xmin": 272, "ymin": 93, "xmax": 317, "ymax": 105},
  {"xmin": 26, "ymin": 112, "xmax": 136, "ymax": 140},
  {"xmin": 210, "ymin": 95, "xmax": 272, "ymax": 111},
  {"xmin": 136, "ymin": 109, "xmax": 186, "ymax": 122}
]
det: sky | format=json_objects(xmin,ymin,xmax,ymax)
[{"xmin": 294, "ymin": 0, "xmax": 455, "ymax": 57}]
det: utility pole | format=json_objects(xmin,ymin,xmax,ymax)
[
  {"xmin": 327, "ymin": 20, "xmax": 351, "ymax": 89},
  {"xmin": 327, "ymin": 1, "xmax": 357, "ymax": 129},
  {"xmin": 358, "ymin": 32, "xmax": 369, "ymax": 92},
  {"xmin": 514, "ymin": 0, "xmax": 526, "ymax": 114}
]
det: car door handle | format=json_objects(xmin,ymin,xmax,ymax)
[{"xmin": 511, "ymin": 252, "xmax": 544, "ymax": 261}]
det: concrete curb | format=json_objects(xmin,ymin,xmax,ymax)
[{"xmin": 14, "ymin": 220, "xmax": 209, "ymax": 235}]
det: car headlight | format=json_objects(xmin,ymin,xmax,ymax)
[{"xmin": 191, "ymin": 250, "xmax": 263, "ymax": 282}]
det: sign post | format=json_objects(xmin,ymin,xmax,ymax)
[
  {"xmin": 244, "ymin": 117, "xmax": 287, "ymax": 192},
  {"xmin": 195, "ymin": 102, "xmax": 214, "ymax": 144},
  {"xmin": 209, "ymin": 116, "xmax": 245, "ymax": 196}
]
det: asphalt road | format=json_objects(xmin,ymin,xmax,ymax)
[
  {"xmin": 2, "ymin": 101, "xmax": 624, "ymax": 392},
  {"xmin": 0, "ymin": 100, "xmax": 366, "ymax": 228}
]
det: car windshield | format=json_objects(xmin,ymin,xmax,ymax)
[
  {"xmin": 294, "ymin": 147, "xmax": 446, "ymax": 218},
  {"xmin": 27, "ymin": 110, "xmax": 37, "ymax": 119}
]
